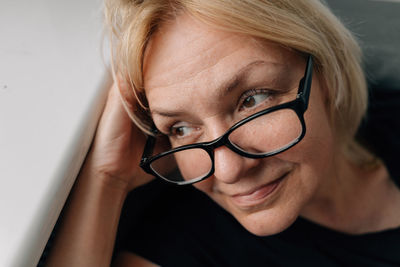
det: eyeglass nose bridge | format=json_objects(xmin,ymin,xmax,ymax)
[
  {"xmin": 200, "ymin": 128, "xmax": 260, "ymax": 160},
  {"xmin": 203, "ymin": 131, "xmax": 234, "ymax": 153}
]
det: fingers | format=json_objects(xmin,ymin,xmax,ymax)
[
  {"xmin": 95, "ymin": 81, "xmax": 134, "ymax": 145},
  {"xmin": 83, "ymin": 78, "xmax": 155, "ymax": 191}
]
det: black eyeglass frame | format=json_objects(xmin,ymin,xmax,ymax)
[{"xmin": 140, "ymin": 55, "xmax": 313, "ymax": 185}]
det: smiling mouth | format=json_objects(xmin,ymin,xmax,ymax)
[{"xmin": 229, "ymin": 173, "xmax": 288, "ymax": 208}]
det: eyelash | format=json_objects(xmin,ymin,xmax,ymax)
[
  {"xmin": 162, "ymin": 122, "xmax": 189, "ymax": 137},
  {"xmin": 238, "ymin": 88, "xmax": 273, "ymax": 109}
]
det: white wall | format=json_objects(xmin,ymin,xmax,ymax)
[{"xmin": 0, "ymin": 0, "xmax": 109, "ymax": 266}]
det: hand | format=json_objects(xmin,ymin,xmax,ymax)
[{"xmin": 82, "ymin": 80, "xmax": 154, "ymax": 193}]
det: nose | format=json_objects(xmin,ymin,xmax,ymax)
[
  {"xmin": 213, "ymin": 145, "xmax": 244, "ymax": 184},
  {"xmin": 207, "ymin": 118, "xmax": 260, "ymax": 184},
  {"xmin": 212, "ymin": 136, "xmax": 262, "ymax": 184}
]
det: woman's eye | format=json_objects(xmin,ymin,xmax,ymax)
[
  {"xmin": 170, "ymin": 125, "xmax": 193, "ymax": 138},
  {"xmin": 239, "ymin": 89, "xmax": 272, "ymax": 110}
]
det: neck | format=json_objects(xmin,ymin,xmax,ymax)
[{"xmin": 300, "ymin": 151, "xmax": 400, "ymax": 234}]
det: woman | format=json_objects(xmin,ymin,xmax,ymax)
[{"xmin": 46, "ymin": 0, "xmax": 400, "ymax": 266}]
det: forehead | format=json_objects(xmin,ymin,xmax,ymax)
[
  {"xmin": 143, "ymin": 14, "xmax": 302, "ymax": 106},
  {"xmin": 143, "ymin": 14, "xmax": 238, "ymax": 89}
]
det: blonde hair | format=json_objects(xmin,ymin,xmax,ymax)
[{"xmin": 104, "ymin": 0, "xmax": 374, "ymax": 165}]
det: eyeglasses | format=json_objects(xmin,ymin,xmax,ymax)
[{"xmin": 140, "ymin": 55, "xmax": 313, "ymax": 185}]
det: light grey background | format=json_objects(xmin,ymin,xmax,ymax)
[{"xmin": 0, "ymin": 0, "xmax": 109, "ymax": 266}]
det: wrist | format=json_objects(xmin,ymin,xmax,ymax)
[{"xmin": 77, "ymin": 162, "xmax": 131, "ymax": 200}]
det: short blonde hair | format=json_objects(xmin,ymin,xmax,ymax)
[{"xmin": 104, "ymin": 0, "xmax": 372, "ymax": 164}]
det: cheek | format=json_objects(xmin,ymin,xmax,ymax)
[
  {"xmin": 279, "ymin": 84, "xmax": 336, "ymax": 189},
  {"xmin": 175, "ymin": 149, "xmax": 213, "ymax": 181},
  {"xmin": 231, "ymin": 108, "xmax": 303, "ymax": 153},
  {"xmin": 192, "ymin": 178, "xmax": 214, "ymax": 194},
  {"xmin": 302, "ymin": 85, "xmax": 335, "ymax": 164}
]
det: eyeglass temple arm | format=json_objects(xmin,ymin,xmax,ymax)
[
  {"xmin": 140, "ymin": 126, "xmax": 158, "ymax": 164},
  {"xmin": 298, "ymin": 55, "xmax": 313, "ymax": 110}
]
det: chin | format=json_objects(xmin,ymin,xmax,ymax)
[{"xmin": 235, "ymin": 208, "xmax": 300, "ymax": 236}]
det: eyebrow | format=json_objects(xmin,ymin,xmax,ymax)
[
  {"xmin": 222, "ymin": 60, "xmax": 269, "ymax": 96},
  {"xmin": 151, "ymin": 60, "xmax": 282, "ymax": 117}
]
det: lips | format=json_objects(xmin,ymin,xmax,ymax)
[{"xmin": 229, "ymin": 174, "xmax": 287, "ymax": 208}]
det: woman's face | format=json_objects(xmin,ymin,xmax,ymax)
[{"xmin": 143, "ymin": 14, "xmax": 336, "ymax": 236}]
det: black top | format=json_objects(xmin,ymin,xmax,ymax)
[{"xmin": 115, "ymin": 178, "xmax": 400, "ymax": 267}]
